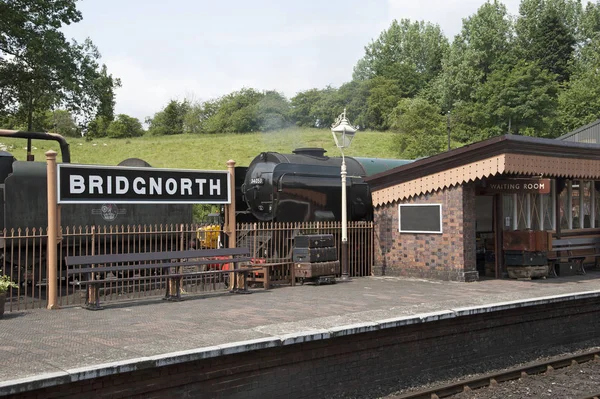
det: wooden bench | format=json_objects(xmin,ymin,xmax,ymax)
[
  {"xmin": 65, "ymin": 248, "xmax": 260, "ymax": 310},
  {"xmin": 245, "ymin": 259, "xmax": 295, "ymax": 289},
  {"xmin": 547, "ymin": 237, "xmax": 600, "ymax": 277}
]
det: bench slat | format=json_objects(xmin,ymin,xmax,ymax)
[
  {"xmin": 551, "ymin": 245, "xmax": 600, "ymax": 251},
  {"xmin": 67, "ymin": 257, "xmax": 253, "ymax": 275},
  {"xmin": 65, "ymin": 248, "xmax": 251, "ymax": 267},
  {"xmin": 73, "ymin": 267, "xmax": 264, "ymax": 285}
]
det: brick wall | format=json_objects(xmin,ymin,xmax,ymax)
[
  {"xmin": 372, "ymin": 183, "xmax": 478, "ymax": 281},
  {"xmin": 11, "ymin": 297, "xmax": 600, "ymax": 399}
]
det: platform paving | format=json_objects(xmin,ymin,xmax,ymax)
[{"xmin": 2, "ymin": 272, "xmax": 600, "ymax": 394}]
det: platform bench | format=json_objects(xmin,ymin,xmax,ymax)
[
  {"xmin": 547, "ymin": 237, "xmax": 600, "ymax": 277},
  {"xmin": 245, "ymin": 259, "xmax": 295, "ymax": 289},
  {"xmin": 65, "ymin": 248, "xmax": 260, "ymax": 310}
]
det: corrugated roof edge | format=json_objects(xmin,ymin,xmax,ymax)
[
  {"xmin": 365, "ymin": 134, "xmax": 600, "ymax": 190},
  {"xmin": 557, "ymin": 118, "xmax": 600, "ymax": 140}
]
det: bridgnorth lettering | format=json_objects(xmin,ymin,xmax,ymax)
[
  {"xmin": 57, "ymin": 164, "xmax": 230, "ymax": 204},
  {"xmin": 69, "ymin": 175, "xmax": 221, "ymax": 197}
]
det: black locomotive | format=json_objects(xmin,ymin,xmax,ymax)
[{"xmin": 235, "ymin": 147, "xmax": 412, "ymax": 223}]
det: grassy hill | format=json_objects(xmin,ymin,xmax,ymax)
[{"xmin": 0, "ymin": 128, "xmax": 403, "ymax": 170}]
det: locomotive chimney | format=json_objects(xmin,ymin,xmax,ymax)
[{"xmin": 292, "ymin": 148, "xmax": 327, "ymax": 158}]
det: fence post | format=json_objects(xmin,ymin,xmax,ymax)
[
  {"xmin": 88, "ymin": 226, "xmax": 96, "ymax": 306},
  {"xmin": 46, "ymin": 150, "xmax": 59, "ymax": 310},
  {"xmin": 226, "ymin": 160, "xmax": 236, "ymax": 248},
  {"xmin": 226, "ymin": 160, "xmax": 238, "ymax": 289},
  {"xmin": 176, "ymin": 224, "xmax": 185, "ymax": 295}
]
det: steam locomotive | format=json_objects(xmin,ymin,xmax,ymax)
[{"xmin": 235, "ymin": 147, "xmax": 411, "ymax": 224}]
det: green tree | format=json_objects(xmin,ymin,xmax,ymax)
[
  {"xmin": 310, "ymin": 86, "xmax": 343, "ymax": 128},
  {"xmin": 290, "ymin": 88, "xmax": 322, "ymax": 127},
  {"xmin": 203, "ymin": 88, "xmax": 263, "ymax": 133},
  {"xmin": 182, "ymin": 98, "xmax": 222, "ymax": 134},
  {"xmin": 146, "ymin": 99, "xmax": 190, "ymax": 135},
  {"xmin": 290, "ymin": 87, "xmax": 346, "ymax": 128},
  {"xmin": 558, "ymin": 38, "xmax": 600, "ymax": 131},
  {"xmin": 475, "ymin": 60, "xmax": 559, "ymax": 137},
  {"xmin": 516, "ymin": 1, "xmax": 578, "ymax": 83},
  {"xmin": 0, "ymin": 0, "xmax": 118, "ymax": 130},
  {"xmin": 353, "ymin": 19, "xmax": 448, "ymax": 93},
  {"xmin": 517, "ymin": 0, "xmax": 582, "ymax": 45},
  {"xmin": 335, "ymin": 80, "xmax": 371, "ymax": 129},
  {"xmin": 107, "ymin": 114, "xmax": 144, "ymax": 138},
  {"xmin": 581, "ymin": 1, "xmax": 600, "ymax": 39},
  {"xmin": 434, "ymin": 0, "xmax": 514, "ymax": 111},
  {"xmin": 388, "ymin": 97, "xmax": 447, "ymax": 158},
  {"xmin": 93, "ymin": 64, "xmax": 121, "ymax": 122},
  {"xmin": 364, "ymin": 77, "xmax": 405, "ymax": 131},
  {"xmin": 86, "ymin": 115, "xmax": 111, "ymax": 138},
  {"xmin": 49, "ymin": 109, "xmax": 78, "ymax": 137}
]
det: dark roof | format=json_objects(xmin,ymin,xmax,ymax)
[
  {"xmin": 365, "ymin": 134, "xmax": 600, "ymax": 190},
  {"xmin": 558, "ymin": 118, "xmax": 600, "ymax": 140}
]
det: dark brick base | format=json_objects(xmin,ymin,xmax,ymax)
[
  {"xmin": 373, "ymin": 184, "xmax": 478, "ymax": 282},
  {"xmin": 10, "ymin": 297, "xmax": 600, "ymax": 399}
]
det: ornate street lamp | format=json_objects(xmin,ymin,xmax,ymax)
[{"xmin": 331, "ymin": 108, "xmax": 357, "ymax": 280}]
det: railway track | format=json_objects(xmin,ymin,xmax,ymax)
[{"xmin": 393, "ymin": 349, "xmax": 600, "ymax": 399}]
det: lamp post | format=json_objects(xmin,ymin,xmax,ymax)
[{"xmin": 331, "ymin": 108, "xmax": 357, "ymax": 281}]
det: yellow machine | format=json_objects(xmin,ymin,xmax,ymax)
[{"xmin": 196, "ymin": 213, "xmax": 222, "ymax": 249}]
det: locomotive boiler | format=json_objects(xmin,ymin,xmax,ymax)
[{"xmin": 237, "ymin": 147, "xmax": 412, "ymax": 223}]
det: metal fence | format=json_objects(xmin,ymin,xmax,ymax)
[
  {"xmin": 236, "ymin": 221, "xmax": 373, "ymax": 277},
  {"xmin": 1, "ymin": 221, "xmax": 373, "ymax": 310}
]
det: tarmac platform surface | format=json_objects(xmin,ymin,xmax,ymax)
[{"xmin": 2, "ymin": 272, "xmax": 600, "ymax": 392}]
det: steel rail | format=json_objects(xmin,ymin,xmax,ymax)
[{"xmin": 394, "ymin": 349, "xmax": 600, "ymax": 399}]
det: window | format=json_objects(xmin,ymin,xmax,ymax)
[{"xmin": 501, "ymin": 179, "xmax": 600, "ymax": 232}]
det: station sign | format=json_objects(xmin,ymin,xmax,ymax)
[
  {"xmin": 57, "ymin": 164, "xmax": 230, "ymax": 204},
  {"xmin": 484, "ymin": 178, "xmax": 551, "ymax": 195}
]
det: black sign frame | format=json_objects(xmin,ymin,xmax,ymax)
[
  {"xmin": 399, "ymin": 203, "xmax": 443, "ymax": 234},
  {"xmin": 57, "ymin": 164, "xmax": 231, "ymax": 204}
]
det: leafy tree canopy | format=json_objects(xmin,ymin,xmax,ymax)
[
  {"xmin": 388, "ymin": 97, "xmax": 448, "ymax": 158},
  {"xmin": 0, "ymin": 0, "xmax": 119, "ymax": 131},
  {"xmin": 146, "ymin": 99, "xmax": 190, "ymax": 135},
  {"xmin": 353, "ymin": 18, "xmax": 449, "ymax": 94},
  {"xmin": 107, "ymin": 114, "xmax": 144, "ymax": 138},
  {"xmin": 558, "ymin": 37, "xmax": 600, "ymax": 131}
]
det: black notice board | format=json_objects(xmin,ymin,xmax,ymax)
[{"xmin": 399, "ymin": 204, "xmax": 442, "ymax": 233}]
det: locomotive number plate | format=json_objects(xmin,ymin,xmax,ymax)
[{"xmin": 250, "ymin": 178, "xmax": 264, "ymax": 185}]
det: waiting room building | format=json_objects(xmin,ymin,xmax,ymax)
[{"xmin": 365, "ymin": 135, "xmax": 600, "ymax": 281}]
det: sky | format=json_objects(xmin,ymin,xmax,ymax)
[{"xmin": 62, "ymin": 0, "xmax": 522, "ymax": 123}]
